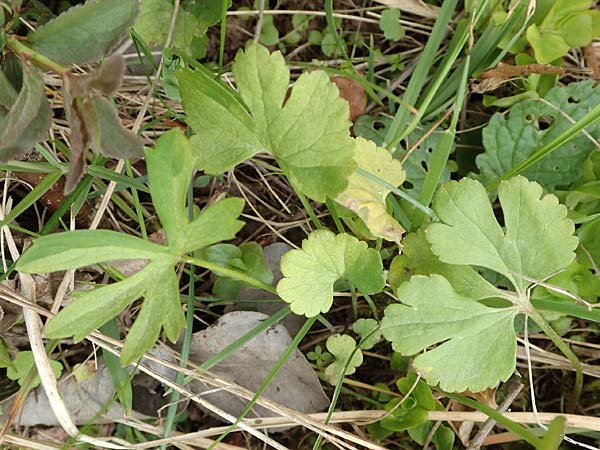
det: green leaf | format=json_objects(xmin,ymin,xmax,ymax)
[
  {"xmin": 177, "ymin": 66, "xmax": 263, "ymax": 174},
  {"xmin": 0, "ymin": 338, "xmax": 12, "ymax": 369},
  {"xmin": 335, "ymin": 137, "xmax": 405, "ymax": 244},
  {"xmin": 45, "ymin": 262, "xmax": 163, "ymax": 341},
  {"xmin": 381, "ymin": 275, "xmax": 519, "ymax": 392},
  {"xmin": 389, "ymin": 230, "xmax": 500, "ymax": 301},
  {"xmin": 526, "ymin": 24, "xmax": 569, "ymax": 64},
  {"xmin": 120, "ymin": 264, "xmax": 184, "ymax": 364},
  {"xmin": 181, "ymin": 198, "xmax": 245, "ymax": 254},
  {"xmin": 271, "ymin": 69, "xmax": 355, "ymax": 201},
  {"xmin": 7, "ymin": 351, "xmax": 62, "ymax": 388},
  {"xmin": 145, "ymin": 129, "xmax": 193, "ymax": 249},
  {"xmin": 179, "ymin": 43, "xmax": 356, "ymax": 201},
  {"xmin": 426, "ymin": 177, "xmax": 577, "ymax": 293},
  {"xmin": 134, "ymin": 0, "xmax": 204, "ymax": 50},
  {"xmin": 16, "ymin": 230, "xmax": 169, "ymax": 273},
  {"xmin": 324, "ymin": 334, "xmax": 363, "ymax": 384},
  {"xmin": 352, "ymin": 318, "xmax": 381, "ymax": 350},
  {"xmin": 380, "ymin": 372, "xmax": 435, "ymax": 431},
  {"xmin": 277, "ymin": 230, "xmax": 385, "ymax": 317},
  {"xmin": 232, "ymin": 42, "xmax": 289, "ymax": 146},
  {"xmin": 0, "ymin": 64, "xmax": 52, "ymax": 162},
  {"xmin": 477, "ymin": 81, "xmax": 600, "ymax": 189},
  {"xmin": 259, "ymin": 14, "xmax": 279, "ymax": 46},
  {"xmin": 27, "ymin": 0, "xmax": 139, "ymax": 65},
  {"xmin": 379, "ymin": 9, "xmax": 405, "ymax": 41}
]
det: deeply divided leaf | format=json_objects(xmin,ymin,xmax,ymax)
[
  {"xmin": 426, "ymin": 176, "xmax": 577, "ymax": 293},
  {"xmin": 277, "ymin": 230, "xmax": 385, "ymax": 317},
  {"xmin": 27, "ymin": 0, "xmax": 139, "ymax": 65},
  {"xmin": 381, "ymin": 275, "xmax": 519, "ymax": 392}
]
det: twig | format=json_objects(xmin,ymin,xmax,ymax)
[{"xmin": 467, "ymin": 381, "xmax": 523, "ymax": 450}]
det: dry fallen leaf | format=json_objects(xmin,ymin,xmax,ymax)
[{"xmin": 332, "ymin": 76, "xmax": 367, "ymax": 122}]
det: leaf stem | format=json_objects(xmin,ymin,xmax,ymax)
[
  {"xmin": 528, "ymin": 308, "xmax": 583, "ymax": 413},
  {"xmin": 183, "ymin": 256, "xmax": 278, "ymax": 295},
  {"xmin": 5, "ymin": 35, "xmax": 69, "ymax": 76}
]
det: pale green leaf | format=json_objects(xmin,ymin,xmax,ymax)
[
  {"xmin": 232, "ymin": 42, "xmax": 289, "ymax": 145},
  {"xmin": 0, "ymin": 64, "xmax": 51, "ymax": 162},
  {"xmin": 28, "ymin": 0, "xmax": 138, "ymax": 65},
  {"xmin": 181, "ymin": 198, "xmax": 245, "ymax": 254},
  {"xmin": 271, "ymin": 69, "xmax": 355, "ymax": 201},
  {"xmin": 0, "ymin": 338, "xmax": 12, "ymax": 368},
  {"xmin": 177, "ymin": 67, "xmax": 263, "ymax": 174},
  {"xmin": 426, "ymin": 177, "xmax": 577, "ymax": 292},
  {"xmin": 134, "ymin": 0, "xmax": 204, "ymax": 50},
  {"xmin": 389, "ymin": 230, "xmax": 500, "ymax": 300},
  {"xmin": 45, "ymin": 262, "xmax": 164, "ymax": 342},
  {"xmin": 120, "ymin": 265, "xmax": 183, "ymax": 364},
  {"xmin": 561, "ymin": 13, "xmax": 592, "ymax": 47},
  {"xmin": 352, "ymin": 318, "xmax": 381, "ymax": 350},
  {"xmin": 381, "ymin": 275, "xmax": 519, "ymax": 392},
  {"xmin": 16, "ymin": 230, "xmax": 169, "ymax": 273},
  {"xmin": 335, "ymin": 137, "xmax": 405, "ymax": 244},
  {"xmin": 379, "ymin": 9, "xmax": 405, "ymax": 41},
  {"xmin": 145, "ymin": 129, "xmax": 194, "ymax": 249},
  {"xmin": 7, "ymin": 351, "xmax": 62, "ymax": 388},
  {"xmin": 477, "ymin": 81, "xmax": 600, "ymax": 189},
  {"xmin": 526, "ymin": 24, "xmax": 569, "ymax": 64},
  {"xmin": 324, "ymin": 334, "xmax": 363, "ymax": 384},
  {"xmin": 277, "ymin": 230, "xmax": 385, "ymax": 317}
]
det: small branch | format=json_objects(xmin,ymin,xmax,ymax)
[{"xmin": 5, "ymin": 35, "xmax": 69, "ymax": 76}]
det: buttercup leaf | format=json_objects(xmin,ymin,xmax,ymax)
[
  {"xmin": 0, "ymin": 64, "xmax": 51, "ymax": 162},
  {"xmin": 28, "ymin": 0, "xmax": 138, "ymax": 65},
  {"xmin": 381, "ymin": 275, "xmax": 519, "ymax": 392},
  {"xmin": 352, "ymin": 318, "xmax": 381, "ymax": 350},
  {"xmin": 277, "ymin": 230, "xmax": 385, "ymax": 317},
  {"xmin": 426, "ymin": 176, "xmax": 577, "ymax": 293},
  {"xmin": 324, "ymin": 334, "xmax": 363, "ymax": 384},
  {"xmin": 335, "ymin": 138, "xmax": 406, "ymax": 244}
]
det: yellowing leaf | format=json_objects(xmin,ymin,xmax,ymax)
[{"xmin": 335, "ymin": 138, "xmax": 405, "ymax": 244}]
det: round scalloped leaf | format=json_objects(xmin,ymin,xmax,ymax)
[{"xmin": 276, "ymin": 230, "xmax": 385, "ymax": 317}]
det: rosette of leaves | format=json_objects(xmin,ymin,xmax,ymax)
[
  {"xmin": 2, "ymin": 0, "xmax": 143, "ymax": 191},
  {"xmin": 177, "ymin": 42, "xmax": 356, "ymax": 202},
  {"xmin": 17, "ymin": 130, "xmax": 246, "ymax": 364},
  {"xmin": 381, "ymin": 176, "xmax": 578, "ymax": 392}
]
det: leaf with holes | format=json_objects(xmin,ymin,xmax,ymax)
[
  {"xmin": 477, "ymin": 80, "xmax": 600, "ymax": 189},
  {"xmin": 276, "ymin": 230, "xmax": 385, "ymax": 317},
  {"xmin": 335, "ymin": 138, "xmax": 406, "ymax": 244}
]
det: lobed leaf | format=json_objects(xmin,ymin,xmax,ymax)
[
  {"xmin": 335, "ymin": 137, "xmax": 406, "ymax": 244},
  {"xmin": 381, "ymin": 275, "xmax": 519, "ymax": 392},
  {"xmin": 426, "ymin": 176, "xmax": 577, "ymax": 293},
  {"xmin": 277, "ymin": 230, "xmax": 385, "ymax": 317},
  {"xmin": 27, "ymin": 0, "xmax": 138, "ymax": 65},
  {"xmin": 324, "ymin": 334, "xmax": 363, "ymax": 384},
  {"xmin": 16, "ymin": 230, "xmax": 169, "ymax": 273}
]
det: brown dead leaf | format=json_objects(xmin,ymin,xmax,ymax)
[{"xmin": 332, "ymin": 76, "xmax": 367, "ymax": 122}]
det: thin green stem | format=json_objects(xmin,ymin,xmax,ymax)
[
  {"xmin": 297, "ymin": 190, "xmax": 324, "ymax": 230},
  {"xmin": 5, "ymin": 35, "xmax": 69, "ymax": 76},
  {"xmin": 528, "ymin": 309, "xmax": 583, "ymax": 413}
]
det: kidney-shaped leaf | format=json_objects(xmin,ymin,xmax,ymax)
[
  {"xmin": 381, "ymin": 275, "xmax": 519, "ymax": 392},
  {"xmin": 0, "ymin": 64, "xmax": 52, "ymax": 162},
  {"xmin": 335, "ymin": 137, "xmax": 405, "ymax": 244},
  {"xmin": 16, "ymin": 230, "xmax": 169, "ymax": 273},
  {"xmin": 277, "ymin": 230, "xmax": 385, "ymax": 317},
  {"xmin": 426, "ymin": 176, "xmax": 577, "ymax": 293},
  {"xmin": 27, "ymin": 0, "xmax": 139, "ymax": 65}
]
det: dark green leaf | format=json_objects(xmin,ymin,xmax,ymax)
[{"xmin": 27, "ymin": 0, "xmax": 139, "ymax": 65}]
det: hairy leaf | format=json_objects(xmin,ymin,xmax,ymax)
[
  {"xmin": 335, "ymin": 138, "xmax": 405, "ymax": 244},
  {"xmin": 0, "ymin": 64, "xmax": 51, "ymax": 162},
  {"xmin": 277, "ymin": 230, "xmax": 385, "ymax": 317},
  {"xmin": 28, "ymin": 0, "xmax": 138, "ymax": 65},
  {"xmin": 381, "ymin": 275, "xmax": 519, "ymax": 392},
  {"xmin": 16, "ymin": 230, "xmax": 169, "ymax": 273},
  {"xmin": 477, "ymin": 81, "xmax": 600, "ymax": 189},
  {"xmin": 426, "ymin": 177, "xmax": 577, "ymax": 293}
]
